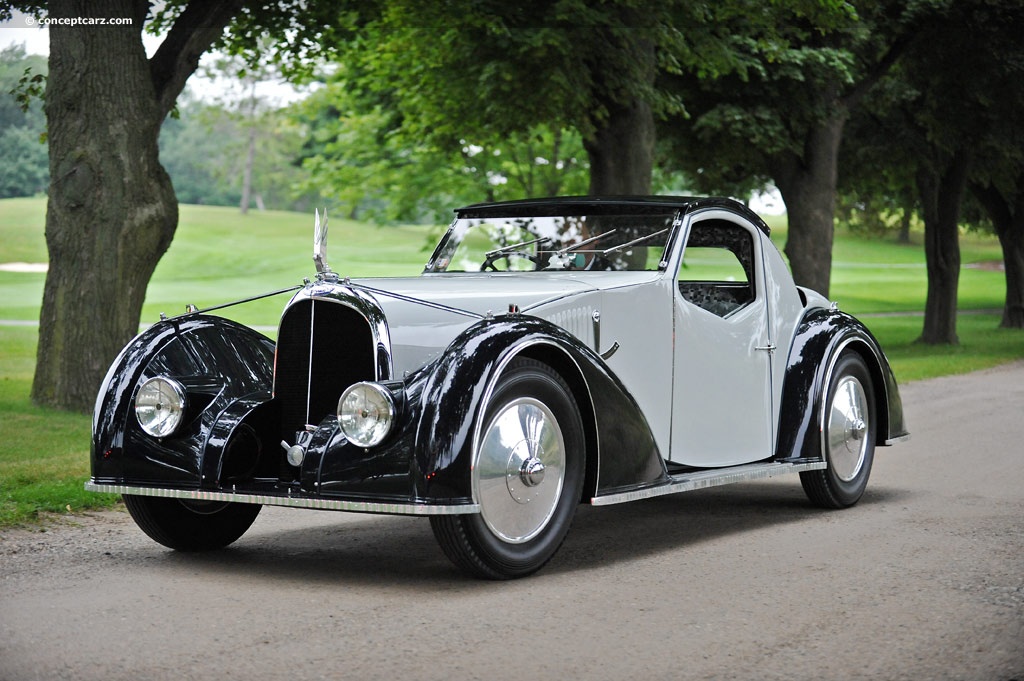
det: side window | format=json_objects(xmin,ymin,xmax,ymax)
[{"xmin": 677, "ymin": 220, "xmax": 756, "ymax": 318}]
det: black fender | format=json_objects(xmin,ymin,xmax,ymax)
[
  {"xmin": 407, "ymin": 315, "xmax": 666, "ymax": 502},
  {"xmin": 91, "ymin": 315, "xmax": 275, "ymax": 486},
  {"xmin": 775, "ymin": 308, "xmax": 908, "ymax": 462}
]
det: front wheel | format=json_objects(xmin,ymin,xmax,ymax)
[
  {"xmin": 431, "ymin": 358, "xmax": 585, "ymax": 579},
  {"xmin": 123, "ymin": 495, "xmax": 261, "ymax": 551},
  {"xmin": 801, "ymin": 351, "xmax": 877, "ymax": 508}
]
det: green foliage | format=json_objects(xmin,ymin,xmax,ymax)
[
  {"xmin": 0, "ymin": 125, "xmax": 47, "ymax": 198},
  {"xmin": 293, "ymin": 66, "xmax": 590, "ymax": 223},
  {"xmin": 0, "ymin": 44, "xmax": 46, "ymax": 125},
  {"xmin": 296, "ymin": 0, "xmax": 852, "ymax": 216},
  {"xmin": 146, "ymin": 1, "xmax": 355, "ymax": 82},
  {"xmin": 0, "ymin": 44, "xmax": 48, "ymax": 199},
  {"xmin": 158, "ymin": 96, "xmax": 313, "ymax": 211},
  {"xmin": 660, "ymin": 0, "xmax": 924, "ymax": 194}
]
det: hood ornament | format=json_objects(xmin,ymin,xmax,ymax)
[{"xmin": 313, "ymin": 207, "xmax": 333, "ymax": 277}]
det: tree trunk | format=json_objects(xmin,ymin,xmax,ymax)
[
  {"xmin": 31, "ymin": 0, "xmax": 240, "ymax": 412},
  {"xmin": 770, "ymin": 115, "xmax": 846, "ymax": 298},
  {"xmin": 898, "ymin": 207, "xmax": 912, "ymax": 244},
  {"xmin": 916, "ymin": 150, "xmax": 970, "ymax": 345},
  {"xmin": 997, "ymin": 223, "xmax": 1024, "ymax": 328},
  {"xmin": 240, "ymin": 124, "xmax": 256, "ymax": 214},
  {"xmin": 32, "ymin": 2, "xmax": 176, "ymax": 411},
  {"xmin": 971, "ymin": 176, "xmax": 1024, "ymax": 329},
  {"xmin": 583, "ymin": 29, "xmax": 656, "ymax": 196},
  {"xmin": 584, "ymin": 98, "xmax": 655, "ymax": 195}
]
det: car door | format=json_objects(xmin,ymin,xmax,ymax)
[{"xmin": 670, "ymin": 213, "xmax": 774, "ymax": 467}]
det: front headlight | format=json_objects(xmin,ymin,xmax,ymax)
[
  {"xmin": 338, "ymin": 382, "xmax": 395, "ymax": 448},
  {"xmin": 135, "ymin": 376, "xmax": 187, "ymax": 438}
]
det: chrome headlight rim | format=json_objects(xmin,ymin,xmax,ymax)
[
  {"xmin": 337, "ymin": 381, "xmax": 396, "ymax": 448},
  {"xmin": 134, "ymin": 376, "xmax": 187, "ymax": 439}
]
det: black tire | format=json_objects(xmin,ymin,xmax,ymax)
[
  {"xmin": 430, "ymin": 358, "xmax": 585, "ymax": 579},
  {"xmin": 123, "ymin": 495, "xmax": 261, "ymax": 551},
  {"xmin": 801, "ymin": 351, "xmax": 877, "ymax": 508}
]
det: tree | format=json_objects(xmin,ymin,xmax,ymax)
[
  {"xmin": 294, "ymin": 66, "xmax": 589, "ymax": 222},
  {"xmin": 0, "ymin": 43, "xmax": 48, "ymax": 198},
  {"xmin": 159, "ymin": 96, "xmax": 312, "ymax": 211},
  {"xmin": 829, "ymin": 0, "xmax": 1024, "ymax": 341},
  {"xmin": 199, "ymin": 52, "xmax": 289, "ymax": 214},
  {"xmin": 660, "ymin": 1, "xmax": 920, "ymax": 297},
  {"xmin": 0, "ymin": 0, "xmax": 346, "ymax": 412},
  {"xmin": 963, "ymin": 2, "xmax": 1024, "ymax": 330},
  {"xmin": 973, "ymin": 176, "xmax": 1024, "ymax": 329},
  {"xmin": 334, "ymin": 0, "xmax": 807, "ymax": 202}
]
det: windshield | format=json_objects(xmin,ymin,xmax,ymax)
[{"xmin": 425, "ymin": 212, "xmax": 679, "ymax": 273}]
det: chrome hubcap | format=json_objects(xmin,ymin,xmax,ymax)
[
  {"xmin": 475, "ymin": 398, "xmax": 565, "ymax": 543},
  {"xmin": 828, "ymin": 376, "xmax": 869, "ymax": 482},
  {"xmin": 519, "ymin": 457, "xmax": 546, "ymax": 487}
]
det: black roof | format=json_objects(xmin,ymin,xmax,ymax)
[{"xmin": 455, "ymin": 195, "xmax": 770, "ymax": 236}]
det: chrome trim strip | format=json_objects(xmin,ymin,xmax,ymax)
[
  {"xmin": 306, "ymin": 299, "xmax": 316, "ymax": 424},
  {"xmin": 520, "ymin": 290, "xmax": 599, "ymax": 315},
  {"xmin": 589, "ymin": 460, "xmax": 826, "ymax": 506},
  {"xmin": 289, "ymin": 284, "xmax": 395, "ymax": 381},
  {"xmin": 599, "ymin": 341, "xmax": 619, "ymax": 360},
  {"xmin": 348, "ymin": 282, "xmax": 485, "ymax": 320},
  {"xmin": 178, "ymin": 285, "xmax": 304, "ymax": 318},
  {"xmin": 86, "ymin": 482, "xmax": 480, "ymax": 516}
]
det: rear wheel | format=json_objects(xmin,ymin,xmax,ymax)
[
  {"xmin": 123, "ymin": 495, "xmax": 261, "ymax": 551},
  {"xmin": 801, "ymin": 351, "xmax": 876, "ymax": 508},
  {"xmin": 431, "ymin": 358, "xmax": 584, "ymax": 579}
]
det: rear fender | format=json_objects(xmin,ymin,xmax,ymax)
[{"xmin": 775, "ymin": 308, "xmax": 908, "ymax": 462}]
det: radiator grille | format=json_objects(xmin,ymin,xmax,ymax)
[{"xmin": 274, "ymin": 299, "xmax": 375, "ymax": 438}]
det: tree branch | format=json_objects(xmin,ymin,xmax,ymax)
[
  {"xmin": 970, "ymin": 180, "xmax": 1013, "ymax": 235},
  {"xmin": 149, "ymin": 0, "xmax": 246, "ymax": 120},
  {"xmin": 841, "ymin": 32, "xmax": 911, "ymax": 112}
]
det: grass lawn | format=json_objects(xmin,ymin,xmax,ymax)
[{"xmin": 0, "ymin": 197, "xmax": 1021, "ymax": 527}]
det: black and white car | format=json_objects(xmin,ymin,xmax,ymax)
[{"xmin": 89, "ymin": 196, "xmax": 908, "ymax": 579}]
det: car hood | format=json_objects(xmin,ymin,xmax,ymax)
[
  {"xmin": 351, "ymin": 273, "xmax": 600, "ymax": 317},
  {"xmin": 338, "ymin": 272, "xmax": 655, "ymax": 374}
]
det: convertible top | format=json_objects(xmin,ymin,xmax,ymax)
[{"xmin": 455, "ymin": 195, "xmax": 771, "ymax": 236}]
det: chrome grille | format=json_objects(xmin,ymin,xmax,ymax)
[{"xmin": 274, "ymin": 299, "xmax": 375, "ymax": 437}]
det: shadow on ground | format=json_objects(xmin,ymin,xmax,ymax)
[{"xmin": 143, "ymin": 480, "xmax": 911, "ymax": 589}]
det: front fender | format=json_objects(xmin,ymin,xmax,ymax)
[
  {"xmin": 775, "ymin": 308, "xmax": 908, "ymax": 462},
  {"xmin": 91, "ymin": 315, "xmax": 275, "ymax": 486},
  {"xmin": 411, "ymin": 315, "xmax": 665, "ymax": 502}
]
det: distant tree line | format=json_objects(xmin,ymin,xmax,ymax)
[{"xmin": 0, "ymin": 44, "xmax": 47, "ymax": 198}]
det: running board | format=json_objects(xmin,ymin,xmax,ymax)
[{"xmin": 590, "ymin": 460, "xmax": 826, "ymax": 507}]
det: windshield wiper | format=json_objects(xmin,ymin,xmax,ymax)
[
  {"xmin": 485, "ymin": 236, "xmax": 550, "ymax": 258},
  {"xmin": 601, "ymin": 228, "xmax": 670, "ymax": 255},
  {"xmin": 557, "ymin": 229, "xmax": 618, "ymax": 254}
]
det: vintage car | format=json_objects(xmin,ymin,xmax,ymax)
[{"xmin": 88, "ymin": 196, "xmax": 908, "ymax": 579}]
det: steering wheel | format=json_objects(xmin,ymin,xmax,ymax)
[{"xmin": 481, "ymin": 251, "xmax": 542, "ymax": 272}]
